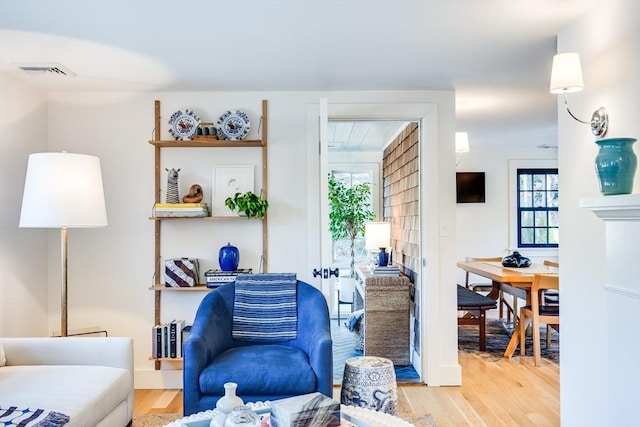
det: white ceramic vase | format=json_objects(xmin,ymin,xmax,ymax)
[{"xmin": 210, "ymin": 382, "xmax": 244, "ymax": 427}]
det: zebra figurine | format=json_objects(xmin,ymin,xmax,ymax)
[{"xmin": 165, "ymin": 168, "xmax": 181, "ymax": 203}]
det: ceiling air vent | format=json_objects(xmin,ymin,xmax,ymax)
[{"xmin": 17, "ymin": 63, "xmax": 76, "ymax": 77}]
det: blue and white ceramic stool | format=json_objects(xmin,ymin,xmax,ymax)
[{"xmin": 340, "ymin": 356, "xmax": 398, "ymax": 415}]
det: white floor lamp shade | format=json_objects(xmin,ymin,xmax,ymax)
[{"xmin": 19, "ymin": 152, "xmax": 108, "ymax": 336}]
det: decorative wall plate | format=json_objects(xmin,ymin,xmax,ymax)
[
  {"xmin": 168, "ymin": 109, "xmax": 200, "ymax": 140},
  {"xmin": 217, "ymin": 110, "xmax": 250, "ymax": 140}
]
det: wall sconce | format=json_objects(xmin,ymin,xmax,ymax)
[
  {"xmin": 455, "ymin": 132, "xmax": 470, "ymax": 166},
  {"xmin": 549, "ymin": 52, "xmax": 609, "ymax": 138}
]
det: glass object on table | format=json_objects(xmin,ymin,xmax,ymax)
[{"xmin": 223, "ymin": 405, "xmax": 260, "ymax": 427}]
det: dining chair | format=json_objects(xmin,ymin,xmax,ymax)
[
  {"xmin": 519, "ymin": 273, "xmax": 560, "ymax": 366},
  {"xmin": 336, "ymin": 276, "xmax": 355, "ymax": 327},
  {"xmin": 464, "ymin": 256, "xmax": 516, "ymax": 322},
  {"xmin": 542, "ymin": 259, "xmax": 560, "ymax": 346},
  {"xmin": 464, "ymin": 256, "xmax": 503, "ymax": 292}
]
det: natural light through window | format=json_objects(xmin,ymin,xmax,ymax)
[
  {"xmin": 517, "ymin": 168, "xmax": 559, "ymax": 248},
  {"xmin": 331, "ymin": 171, "xmax": 372, "ymax": 265}
]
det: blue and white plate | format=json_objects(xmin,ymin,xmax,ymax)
[
  {"xmin": 217, "ymin": 110, "xmax": 250, "ymax": 140},
  {"xmin": 168, "ymin": 109, "xmax": 200, "ymax": 140}
]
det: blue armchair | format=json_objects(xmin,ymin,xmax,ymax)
[{"xmin": 183, "ymin": 278, "xmax": 333, "ymax": 415}]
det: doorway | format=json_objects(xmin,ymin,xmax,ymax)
[
  {"xmin": 306, "ymin": 99, "xmax": 460, "ymax": 386},
  {"xmin": 327, "ymin": 118, "xmax": 421, "ymax": 382}
]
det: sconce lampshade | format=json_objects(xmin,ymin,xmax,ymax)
[
  {"xmin": 455, "ymin": 132, "xmax": 470, "ymax": 153},
  {"xmin": 550, "ymin": 52, "xmax": 585, "ymax": 94},
  {"xmin": 20, "ymin": 152, "xmax": 108, "ymax": 228}
]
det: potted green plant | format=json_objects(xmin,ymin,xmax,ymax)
[
  {"xmin": 225, "ymin": 190, "xmax": 269, "ymax": 219},
  {"xmin": 328, "ymin": 174, "xmax": 375, "ymax": 277}
]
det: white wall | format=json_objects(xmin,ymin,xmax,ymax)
[
  {"xmin": 1, "ymin": 90, "xmax": 457, "ymax": 388},
  {"xmin": 0, "ymin": 73, "xmax": 49, "ymax": 336},
  {"xmin": 557, "ymin": 2, "xmax": 640, "ymax": 426}
]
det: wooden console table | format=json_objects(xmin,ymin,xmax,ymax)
[{"xmin": 354, "ymin": 264, "xmax": 411, "ymax": 365}]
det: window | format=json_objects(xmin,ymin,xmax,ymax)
[
  {"xmin": 330, "ymin": 170, "xmax": 373, "ymax": 265},
  {"xmin": 516, "ymin": 168, "xmax": 559, "ymax": 248}
]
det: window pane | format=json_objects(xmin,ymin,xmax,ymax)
[
  {"xmin": 535, "ymin": 228, "xmax": 548, "ymax": 244},
  {"xmin": 549, "ymin": 211, "xmax": 559, "ymax": 226},
  {"xmin": 548, "ymin": 174, "xmax": 559, "ymax": 190},
  {"xmin": 533, "ymin": 191, "xmax": 546, "ymax": 207},
  {"xmin": 332, "ymin": 173, "xmax": 351, "ymax": 186},
  {"xmin": 534, "ymin": 211, "xmax": 547, "ymax": 226},
  {"xmin": 547, "ymin": 190, "xmax": 559, "ymax": 207},
  {"xmin": 333, "ymin": 237, "xmax": 368, "ymax": 264},
  {"xmin": 533, "ymin": 174, "xmax": 545, "ymax": 190},
  {"xmin": 520, "ymin": 191, "xmax": 532, "ymax": 207},
  {"xmin": 548, "ymin": 228, "xmax": 559, "ymax": 244},
  {"xmin": 520, "ymin": 174, "xmax": 532, "ymax": 191},
  {"xmin": 521, "ymin": 228, "xmax": 534, "ymax": 244},
  {"xmin": 352, "ymin": 173, "xmax": 369, "ymax": 186},
  {"xmin": 521, "ymin": 211, "xmax": 533, "ymax": 226}
]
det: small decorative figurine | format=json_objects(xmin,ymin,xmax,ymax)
[
  {"xmin": 183, "ymin": 184, "xmax": 203, "ymax": 203},
  {"xmin": 165, "ymin": 168, "xmax": 181, "ymax": 203}
]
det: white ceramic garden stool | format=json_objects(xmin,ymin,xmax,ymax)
[{"xmin": 340, "ymin": 356, "xmax": 398, "ymax": 415}]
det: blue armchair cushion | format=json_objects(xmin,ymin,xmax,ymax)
[
  {"xmin": 199, "ymin": 344, "xmax": 316, "ymax": 395},
  {"xmin": 232, "ymin": 273, "xmax": 297, "ymax": 341}
]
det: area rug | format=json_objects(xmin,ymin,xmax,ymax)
[
  {"xmin": 132, "ymin": 412, "xmax": 437, "ymax": 427},
  {"xmin": 332, "ymin": 323, "xmax": 420, "ymax": 383},
  {"xmin": 458, "ymin": 318, "xmax": 559, "ymax": 363},
  {"xmin": 400, "ymin": 413, "xmax": 439, "ymax": 427},
  {"xmin": 132, "ymin": 413, "xmax": 181, "ymax": 427}
]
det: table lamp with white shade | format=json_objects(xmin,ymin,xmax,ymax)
[
  {"xmin": 19, "ymin": 152, "xmax": 108, "ymax": 337},
  {"xmin": 365, "ymin": 221, "xmax": 391, "ymax": 267}
]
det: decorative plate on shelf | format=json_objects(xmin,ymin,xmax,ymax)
[
  {"xmin": 217, "ymin": 110, "xmax": 251, "ymax": 140},
  {"xmin": 168, "ymin": 109, "xmax": 200, "ymax": 140}
]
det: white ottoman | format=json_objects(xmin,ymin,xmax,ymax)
[{"xmin": 340, "ymin": 356, "xmax": 398, "ymax": 415}]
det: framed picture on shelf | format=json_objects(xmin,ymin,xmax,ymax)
[{"xmin": 212, "ymin": 165, "xmax": 254, "ymax": 216}]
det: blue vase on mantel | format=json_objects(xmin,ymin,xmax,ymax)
[
  {"xmin": 594, "ymin": 137, "xmax": 637, "ymax": 195},
  {"xmin": 219, "ymin": 243, "xmax": 239, "ymax": 271}
]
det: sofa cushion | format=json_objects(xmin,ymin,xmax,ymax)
[
  {"xmin": 232, "ymin": 273, "xmax": 298, "ymax": 342},
  {"xmin": 199, "ymin": 345, "xmax": 316, "ymax": 396},
  {"xmin": 0, "ymin": 365, "xmax": 131, "ymax": 427}
]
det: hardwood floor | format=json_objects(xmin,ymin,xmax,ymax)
[{"xmin": 134, "ymin": 351, "xmax": 560, "ymax": 426}]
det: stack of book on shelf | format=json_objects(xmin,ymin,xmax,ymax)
[
  {"xmin": 153, "ymin": 203, "xmax": 209, "ymax": 218},
  {"xmin": 204, "ymin": 268, "xmax": 253, "ymax": 288},
  {"xmin": 152, "ymin": 320, "xmax": 190, "ymax": 359},
  {"xmin": 370, "ymin": 265, "xmax": 400, "ymax": 276}
]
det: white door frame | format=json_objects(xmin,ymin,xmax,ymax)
[{"xmin": 306, "ymin": 100, "xmax": 461, "ymax": 386}]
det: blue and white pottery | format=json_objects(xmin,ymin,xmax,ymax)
[{"xmin": 340, "ymin": 356, "xmax": 398, "ymax": 415}]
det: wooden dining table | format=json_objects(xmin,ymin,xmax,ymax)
[{"xmin": 456, "ymin": 260, "xmax": 559, "ymax": 358}]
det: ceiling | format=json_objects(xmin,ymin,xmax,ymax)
[{"xmin": 0, "ymin": 1, "xmax": 599, "ymax": 150}]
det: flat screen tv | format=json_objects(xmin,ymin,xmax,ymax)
[{"xmin": 456, "ymin": 172, "xmax": 485, "ymax": 203}]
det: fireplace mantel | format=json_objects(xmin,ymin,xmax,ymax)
[{"xmin": 579, "ymin": 193, "xmax": 640, "ymax": 220}]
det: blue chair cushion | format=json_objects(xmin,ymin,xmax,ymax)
[{"xmin": 199, "ymin": 344, "xmax": 317, "ymax": 396}]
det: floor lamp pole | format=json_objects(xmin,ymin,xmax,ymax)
[{"xmin": 61, "ymin": 226, "xmax": 68, "ymax": 337}]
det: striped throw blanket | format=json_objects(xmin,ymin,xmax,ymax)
[
  {"xmin": 232, "ymin": 273, "xmax": 298, "ymax": 341},
  {"xmin": 0, "ymin": 406, "xmax": 70, "ymax": 426}
]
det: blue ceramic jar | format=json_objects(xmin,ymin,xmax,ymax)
[
  {"xmin": 219, "ymin": 243, "xmax": 240, "ymax": 271},
  {"xmin": 594, "ymin": 137, "xmax": 637, "ymax": 195}
]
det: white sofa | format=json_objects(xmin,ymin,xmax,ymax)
[{"xmin": 0, "ymin": 337, "xmax": 133, "ymax": 427}]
